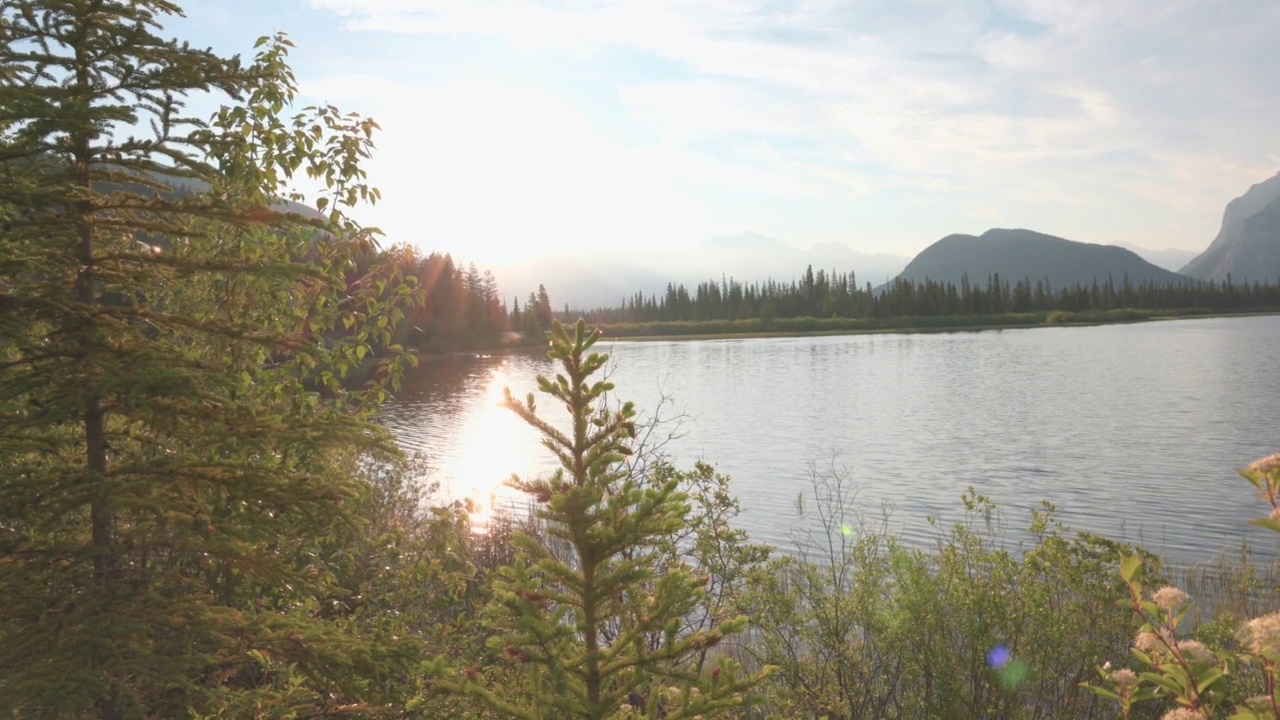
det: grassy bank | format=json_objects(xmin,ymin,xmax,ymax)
[{"xmin": 595, "ymin": 307, "xmax": 1280, "ymax": 342}]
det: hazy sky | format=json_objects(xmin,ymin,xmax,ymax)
[{"xmin": 174, "ymin": 0, "xmax": 1280, "ymax": 265}]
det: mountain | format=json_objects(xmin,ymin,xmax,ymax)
[
  {"xmin": 491, "ymin": 233, "xmax": 910, "ymax": 308},
  {"xmin": 1117, "ymin": 244, "xmax": 1199, "ymax": 273},
  {"xmin": 894, "ymin": 228, "xmax": 1190, "ymax": 289},
  {"xmin": 1179, "ymin": 172, "xmax": 1280, "ymax": 282},
  {"xmin": 692, "ymin": 233, "xmax": 907, "ymax": 289},
  {"xmin": 491, "ymin": 254, "xmax": 672, "ymax": 311}
]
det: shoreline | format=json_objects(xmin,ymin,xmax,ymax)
[
  {"xmin": 599, "ymin": 308, "xmax": 1280, "ymax": 343},
  {"xmin": 406, "ymin": 309, "xmax": 1280, "ymax": 356}
]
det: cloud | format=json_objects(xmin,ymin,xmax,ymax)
[{"xmin": 306, "ymin": 0, "xmax": 1280, "ymax": 253}]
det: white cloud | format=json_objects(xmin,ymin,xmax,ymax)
[
  {"xmin": 305, "ymin": 0, "xmax": 1280, "ymax": 254},
  {"xmin": 618, "ymin": 81, "xmax": 817, "ymax": 142}
]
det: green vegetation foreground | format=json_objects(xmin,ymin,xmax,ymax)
[
  {"xmin": 4, "ymin": 3, "xmax": 1280, "ymax": 719},
  {"xmin": 0, "ymin": 2, "xmax": 420, "ymax": 716}
]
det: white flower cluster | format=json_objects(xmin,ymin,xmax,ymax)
[
  {"xmin": 1109, "ymin": 668, "xmax": 1138, "ymax": 697},
  {"xmin": 1134, "ymin": 630, "xmax": 1173, "ymax": 655},
  {"xmin": 1247, "ymin": 453, "xmax": 1280, "ymax": 475},
  {"xmin": 1245, "ymin": 611, "xmax": 1280, "ymax": 658},
  {"xmin": 1151, "ymin": 586, "xmax": 1190, "ymax": 612},
  {"xmin": 1176, "ymin": 639, "xmax": 1213, "ymax": 664}
]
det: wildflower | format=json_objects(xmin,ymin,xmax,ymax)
[
  {"xmin": 1176, "ymin": 639, "xmax": 1213, "ymax": 663},
  {"xmin": 1247, "ymin": 453, "xmax": 1280, "ymax": 475},
  {"xmin": 1151, "ymin": 586, "xmax": 1190, "ymax": 611},
  {"xmin": 1244, "ymin": 612, "xmax": 1280, "ymax": 658},
  {"xmin": 619, "ymin": 703, "xmax": 633, "ymax": 713},
  {"xmin": 1161, "ymin": 708, "xmax": 1207, "ymax": 720},
  {"xmin": 1110, "ymin": 668, "xmax": 1139, "ymax": 697},
  {"xmin": 1135, "ymin": 631, "xmax": 1170, "ymax": 654}
]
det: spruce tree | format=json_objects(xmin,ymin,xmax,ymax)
[
  {"xmin": 0, "ymin": 2, "xmax": 417, "ymax": 716},
  {"xmin": 430, "ymin": 320, "xmax": 764, "ymax": 719}
]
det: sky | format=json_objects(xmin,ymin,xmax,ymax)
[{"xmin": 171, "ymin": 0, "xmax": 1280, "ymax": 266}]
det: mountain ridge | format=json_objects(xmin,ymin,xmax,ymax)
[
  {"xmin": 1180, "ymin": 172, "xmax": 1280, "ymax": 282},
  {"xmin": 893, "ymin": 228, "xmax": 1191, "ymax": 290}
]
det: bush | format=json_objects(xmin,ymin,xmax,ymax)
[{"xmin": 737, "ymin": 471, "xmax": 1151, "ymax": 719}]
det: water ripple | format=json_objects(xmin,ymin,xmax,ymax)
[{"xmin": 380, "ymin": 316, "xmax": 1280, "ymax": 565}]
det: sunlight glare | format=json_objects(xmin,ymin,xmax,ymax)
[{"xmin": 448, "ymin": 367, "xmax": 533, "ymax": 531}]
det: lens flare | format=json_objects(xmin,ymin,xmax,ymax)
[
  {"xmin": 987, "ymin": 644, "xmax": 1011, "ymax": 668},
  {"xmin": 987, "ymin": 644, "xmax": 1029, "ymax": 689},
  {"xmin": 997, "ymin": 658, "xmax": 1030, "ymax": 689}
]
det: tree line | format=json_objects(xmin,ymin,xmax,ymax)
[
  {"xmin": 358, "ymin": 254, "xmax": 1280, "ymax": 353},
  {"xmin": 570, "ymin": 266, "xmax": 1280, "ymax": 325},
  {"xmin": 343, "ymin": 249, "xmax": 555, "ymax": 352}
]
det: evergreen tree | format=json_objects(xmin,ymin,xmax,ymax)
[
  {"xmin": 510, "ymin": 296, "xmax": 523, "ymax": 330},
  {"xmin": 0, "ymin": 2, "xmax": 417, "ymax": 716},
  {"xmin": 430, "ymin": 320, "xmax": 764, "ymax": 719}
]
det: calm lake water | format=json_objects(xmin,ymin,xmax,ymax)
[{"xmin": 380, "ymin": 315, "xmax": 1280, "ymax": 565}]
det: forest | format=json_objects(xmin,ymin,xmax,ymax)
[
  {"xmin": 3, "ymin": 3, "xmax": 1280, "ymax": 720},
  {"xmin": 571, "ymin": 267, "xmax": 1280, "ymax": 336},
  {"xmin": 366, "ymin": 248, "xmax": 553, "ymax": 352},
  {"xmin": 374, "ymin": 257, "xmax": 1280, "ymax": 350}
]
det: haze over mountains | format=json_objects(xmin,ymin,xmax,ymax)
[
  {"xmin": 1116, "ymin": 244, "xmax": 1199, "ymax": 273},
  {"xmin": 1179, "ymin": 172, "xmax": 1280, "ymax": 283},
  {"xmin": 483, "ymin": 170, "xmax": 1280, "ymax": 308},
  {"xmin": 492, "ymin": 232, "xmax": 909, "ymax": 308}
]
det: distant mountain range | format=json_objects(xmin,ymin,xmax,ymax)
[
  {"xmin": 892, "ymin": 228, "xmax": 1190, "ymax": 289},
  {"xmin": 1116, "ymin": 244, "xmax": 1199, "ymax": 273},
  {"xmin": 1180, "ymin": 172, "xmax": 1280, "ymax": 282},
  {"xmin": 492, "ymin": 233, "xmax": 909, "ymax": 308},
  {"xmin": 492, "ymin": 171, "xmax": 1280, "ymax": 308}
]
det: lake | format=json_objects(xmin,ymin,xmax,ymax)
[{"xmin": 380, "ymin": 315, "xmax": 1280, "ymax": 565}]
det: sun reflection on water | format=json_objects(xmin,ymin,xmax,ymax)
[{"xmin": 443, "ymin": 366, "xmax": 538, "ymax": 531}]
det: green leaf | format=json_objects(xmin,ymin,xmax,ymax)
[
  {"xmin": 1139, "ymin": 671, "xmax": 1183, "ymax": 696},
  {"xmin": 1196, "ymin": 668, "xmax": 1225, "ymax": 693},
  {"xmin": 1249, "ymin": 518, "xmax": 1280, "ymax": 533},
  {"xmin": 1120, "ymin": 554, "xmax": 1142, "ymax": 582},
  {"xmin": 1080, "ymin": 684, "xmax": 1120, "ymax": 701},
  {"xmin": 1238, "ymin": 468, "xmax": 1265, "ymax": 490}
]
